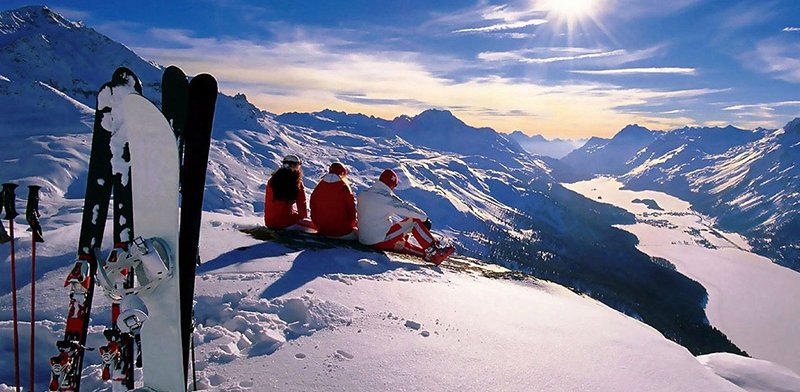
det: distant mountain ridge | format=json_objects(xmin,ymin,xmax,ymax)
[
  {"xmin": 276, "ymin": 108, "xmax": 528, "ymax": 164},
  {"xmin": 508, "ymin": 131, "xmax": 587, "ymax": 158},
  {"xmin": 559, "ymin": 120, "xmax": 800, "ymax": 270}
]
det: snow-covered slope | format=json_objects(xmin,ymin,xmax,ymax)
[
  {"xmin": 6, "ymin": 212, "xmax": 798, "ymax": 391},
  {"xmin": 0, "ymin": 6, "xmax": 161, "ymax": 137},
  {"xmin": 560, "ymin": 124, "xmax": 660, "ymax": 178},
  {"xmin": 508, "ymin": 131, "xmax": 586, "ymax": 158}
]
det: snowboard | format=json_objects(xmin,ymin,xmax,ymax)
[{"xmin": 122, "ymin": 93, "xmax": 183, "ymax": 392}]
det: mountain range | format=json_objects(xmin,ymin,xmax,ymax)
[
  {"xmin": 561, "ymin": 120, "xmax": 800, "ymax": 271},
  {"xmin": 508, "ymin": 131, "xmax": 587, "ymax": 158},
  {"xmin": 0, "ymin": 4, "xmax": 751, "ymax": 370}
]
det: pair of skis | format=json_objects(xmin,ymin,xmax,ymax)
[
  {"xmin": 2, "ymin": 183, "xmax": 43, "ymax": 392},
  {"xmin": 48, "ymin": 66, "xmax": 216, "ymax": 391}
]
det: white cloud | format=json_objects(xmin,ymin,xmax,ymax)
[
  {"xmin": 133, "ymin": 31, "xmax": 726, "ymax": 138},
  {"xmin": 571, "ymin": 67, "xmax": 696, "ymax": 75},
  {"xmin": 722, "ymin": 101, "xmax": 800, "ymax": 111},
  {"xmin": 521, "ymin": 49, "xmax": 626, "ymax": 64},
  {"xmin": 744, "ymin": 38, "xmax": 800, "ymax": 83},
  {"xmin": 783, "ymin": 27, "xmax": 800, "ymax": 32},
  {"xmin": 453, "ymin": 18, "xmax": 548, "ymax": 33},
  {"xmin": 478, "ymin": 45, "xmax": 664, "ymax": 66}
]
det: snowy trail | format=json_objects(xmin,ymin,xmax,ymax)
[{"xmin": 565, "ymin": 177, "xmax": 800, "ymax": 374}]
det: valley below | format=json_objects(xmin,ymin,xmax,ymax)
[{"xmin": 565, "ymin": 177, "xmax": 800, "ymax": 374}]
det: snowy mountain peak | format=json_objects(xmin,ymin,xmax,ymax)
[
  {"xmin": 614, "ymin": 124, "xmax": 653, "ymax": 140},
  {"xmin": 0, "ymin": 6, "xmax": 81, "ymax": 34},
  {"xmin": 411, "ymin": 108, "xmax": 466, "ymax": 128},
  {"xmin": 784, "ymin": 117, "xmax": 800, "ymax": 133}
]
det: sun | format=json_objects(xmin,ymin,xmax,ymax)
[
  {"xmin": 535, "ymin": 0, "xmax": 609, "ymax": 46},
  {"xmin": 542, "ymin": 0, "xmax": 597, "ymax": 19}
]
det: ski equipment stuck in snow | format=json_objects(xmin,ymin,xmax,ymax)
[
  {"xmin": 25, "ymin": 184, "xmax": 44, "ymax": 392},
  {"xmin": 2, "ymin": 182, "xmax": 21, "ymax": 392},
  {"xmin": 48, "ymin": 67, "xmax": 142, "ymax": 392},
  {"xmin": 178, "ymin": 71, "xmax": 217, "ymax": 384}
]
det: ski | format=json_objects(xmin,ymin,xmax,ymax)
[
  {"xmin": 161, "ymin": 65, "xmax": 189, "ymax": 186},
  {"xmin": 49, "ymin": 67, "xmax": 141, "ymax": 391},
  {"xmin": 178, "ymin": 72, "xmax": 217, "ymax": 384}
]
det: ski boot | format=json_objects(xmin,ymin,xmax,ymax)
[{"xmin": 424, "ymin": 242, "xmax": 455, "ymax": 266}]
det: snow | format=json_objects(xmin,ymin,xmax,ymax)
[
  {"xmin": 565, "ymin": 177, "xmax": 800, "ymax": 375},
  {"xmin": 177, "ymin": 214, "xmax": 745, "ymax": 392},
  {"xmin": 699, "ymin": 353, "xmax": 800, "ymax": 392},
  {"xmin": 3, "ymin": 208, "xmax": 796, "ymax": 391}
]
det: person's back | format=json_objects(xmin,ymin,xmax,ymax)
[
  {"xmin": 311, "ymin": 163, "xmax": 356, "ymax": 238},
  {"xmin": 356, "ymin": 180, "xmax": 409, "ymax": 245},
  {"xmin": 264, "ymin": 155, "xmax": 314, "ymax": 230},
  {"xmin": 356, "ymin": 169, "xmax": 453, "ymax": 264}
]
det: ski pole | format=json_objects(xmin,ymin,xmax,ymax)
[
  {"xmin": 191, "ymin": 309, "xmax": 197, "ymax": 391},
  {"xmin": 25, "ymin": 185, "xmax": 43, "ymax": 392},
  {"xmin": 2, "ymin": 182, "xmax": 20, "ymax": 392}
]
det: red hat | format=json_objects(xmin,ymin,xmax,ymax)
[
  {"xmin": 329, "ymin": 162, "xmax": 347, "ymax": 177},
  {"xmin": 379, "ymin": 169, "xmax": 398, "ymax": 189}
]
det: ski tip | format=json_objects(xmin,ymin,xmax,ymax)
[
  {"xmin": 189, "ymin": 73, "xmax": 218, "ymax": 91},
  {"xmin": 163, "ymin": 65, "xmax": 188, "ymax": 79}
]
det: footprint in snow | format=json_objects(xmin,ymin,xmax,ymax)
[
  {"xmin": 404, "ymin": 320, "xmax": 421, "ymax": 330},
  {"xmin": 336, "ymin": 350, "xmax": 354, "ymax": 360}
]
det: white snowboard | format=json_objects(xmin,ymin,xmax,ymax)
[{"xmin": 121, "ymin": 93, "xmax": 183, "ymax": 392}]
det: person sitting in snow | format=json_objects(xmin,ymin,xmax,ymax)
[
  {"xmin": 264, "ymin": 154, "xmax": 316, "ymax": 230},
  {"xmin": 357, "ymin": 169, "xmax": 455, "ymax": 265},
  {"xmin": 310, "ymin": 162, "xmax": 357, "ymax": 239}
]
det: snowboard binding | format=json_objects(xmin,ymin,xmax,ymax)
[{"xmin": 97, "ymin": 236, "xmax": 172, "ymax": 301}]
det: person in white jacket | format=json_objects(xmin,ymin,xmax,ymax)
[{"xmin": 357, "ymin": 169, "xmax": 454, "ymax": 265}]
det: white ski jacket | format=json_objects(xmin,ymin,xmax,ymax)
[{"xmin": 357, "ymin": 181, "xmax": 427, "ymax": 245}]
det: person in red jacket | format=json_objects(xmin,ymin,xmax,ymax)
[
  {"xmin": 264, "ymin": 155, "xmax": 316, "ymax": 230},
  {"xmin": 310, "ymin": 162, "xmax": 357, "ymax": 239}
]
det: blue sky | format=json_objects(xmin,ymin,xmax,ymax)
[{"xmin": 7, "ymin": 0, "xmax": 800, "ymax": 137}]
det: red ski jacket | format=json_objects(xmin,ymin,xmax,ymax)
[
  {"xmin": 264, "ymin": 178, "xmax": 308, "ymax": 229},
  {"xmin": 310, "ymin": 173, "xmax": 357, "ymax": 237}
]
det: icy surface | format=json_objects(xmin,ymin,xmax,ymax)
[{"xmin": 566, "ymin": 177, "xmax": 800, "ymax": 374}]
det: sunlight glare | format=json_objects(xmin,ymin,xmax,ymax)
[{"xmin": 544, "ymin": 0, "xmax": 596, "ymax": 18}]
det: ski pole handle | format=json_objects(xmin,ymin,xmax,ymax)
[
  {"xmin": 25, "ymin": 185, "xmax": 44, "ymax": 243},
  {"xmin": 1, "ymin": 183, "xmax": 19, "ymax": 220},
  {"xmin": 0, "ymin": 189, "xmax": 9, "ymax": 243}
]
